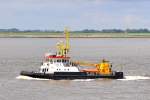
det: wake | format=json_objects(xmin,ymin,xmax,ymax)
[
  {"xmin": 118, "ymin": 75, "xmax": 150, "ymax": 81},
  {"xmin": 16, "ymin": 75, "xmax": 95, "ymax": 81},
  {"xmin": 16, "ymin": 75, "xmax": 50, "ymax": 81},
  {"xmin": 16, "ymin": 75, "xmax": 150, "ymax": 81},
  {"xmin": 72, "ymin": 79, "xmax": 95, "ymax": 82}
]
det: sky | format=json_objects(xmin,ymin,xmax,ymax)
[{"xmin": 0, "ymin": 0, "xmax": 150, "ymax": 30}]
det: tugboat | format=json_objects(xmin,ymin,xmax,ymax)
[{"xmin": 20, "ymin": 29, "xmax": 124, "ymax": 80}]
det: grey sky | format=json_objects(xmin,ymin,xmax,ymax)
[{"xmin": 0, "ymin": 0, "xmax": 150, "ymax": 30}]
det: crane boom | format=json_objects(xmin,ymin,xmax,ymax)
[
  {"xmin": 74, "ymin": 59, "xmax": 112, "ymax": 74},
  {"xmin": 74, "ymin": 61, "xmax": 96, "ymax": 67}
]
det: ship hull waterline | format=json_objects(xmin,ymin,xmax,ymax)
[{"xmin": 20, "ymin": 71, "xmax": 124, "ymax": 80}]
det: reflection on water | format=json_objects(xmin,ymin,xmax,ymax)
[{"xmin": 0, "ymin": 38, "xmax": 150, "ymax": 100}]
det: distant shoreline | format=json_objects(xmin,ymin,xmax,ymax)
[
  {"xmin": 0, "ymin": 36, "xmax": 150, "ymax": 38},
  {"xmin": 0, "ymin": 32, "xmax": 150, "ymax": 38}
]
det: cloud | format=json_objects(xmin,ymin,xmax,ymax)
[
  {"xmin": 0, "ymin": 0, "xmax": 150, "ymax": 30},
  {"xmin": 123, "ymin": 15, "xmax": 140, "ymax": 28}
]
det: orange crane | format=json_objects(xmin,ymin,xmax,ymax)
[{"xmin": 75, "ymin": 59, "xmax": 112, "ymax": 75}]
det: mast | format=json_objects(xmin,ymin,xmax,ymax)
[
  {"xmin": 56, "ymin": 28, "xmax": 70, "ymax": 56},
  {"xmin": 64, "ymin": 28, "xmax": 70, "ymax": 53}
]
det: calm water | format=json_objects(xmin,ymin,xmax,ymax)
[{"xmin": 0, "ymin": 38, "xmax": 150, "ymax": 100}]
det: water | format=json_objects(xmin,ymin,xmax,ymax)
[{"xmin": 0, "ymin": 38, "xmax": 150, "ymax": 100}]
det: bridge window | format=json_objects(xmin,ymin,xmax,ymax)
[
  {"xmin": 57, "ymin": 59, "xmax": 60, "ymax": 62},
  {"xmin": 50, "ymin": 59, "xmax": 53, "ymax": 64},
  {"xmin": 42, "ymin": 68, "xmax": 48, "ymax": 72},
  {"xmin": 62, "ymin": 59, "xmax": 64, "ymax": 62}
]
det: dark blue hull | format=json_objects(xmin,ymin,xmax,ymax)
[{"xmin": 20, "ymin": 71, "xmax": 124, "ymax": 80}]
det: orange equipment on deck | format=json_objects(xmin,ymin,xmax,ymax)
[{"xmin": 80, "ymin": 59, "xmax": 112, "ymax": 75}]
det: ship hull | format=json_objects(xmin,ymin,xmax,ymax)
[{"xmin": 20, "ymin": 71, "xmax": 124, "ymax": 80}]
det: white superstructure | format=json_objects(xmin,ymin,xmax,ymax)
[
  {"xmin": 39, "ymin": 53, "xmax": 79, "ymax": 74},
  {"xmin": 39, "ymin": 29, "xmax": 80, "ymax": 74}
]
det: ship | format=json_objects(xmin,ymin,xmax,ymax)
[{"xmin": 20, "ymin": 29, "xmax": 124, "ymax": 80}]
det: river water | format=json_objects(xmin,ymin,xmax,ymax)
[{"xmin": 0, "ymin": 38, "xmax": 150, "ymax": 100}]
